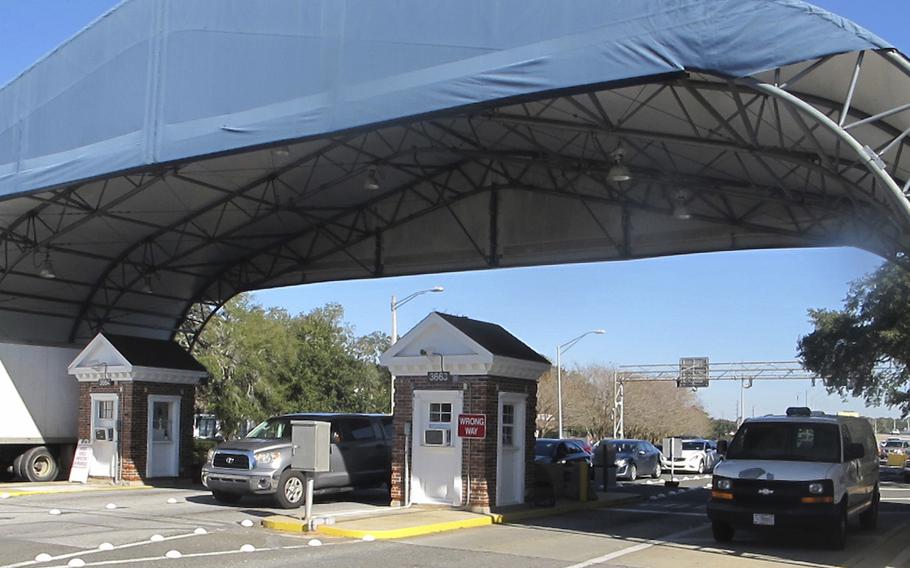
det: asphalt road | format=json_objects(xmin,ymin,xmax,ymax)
[{"xmin": 1, "ymin": 470, "xmax": 910, "ymax": 567}]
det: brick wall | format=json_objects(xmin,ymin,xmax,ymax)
[
  {"xmin": 79, "ymin": 381, "xmax": 195, "ymax": 482},
  {"xmin": 390, "ymin": 375, "xmax": 537, "ymax": 511}
]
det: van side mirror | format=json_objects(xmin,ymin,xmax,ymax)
[
  {"xmin": 717, "ymin": 440, "xmax": 729, "ymax": 455},
  {"xmin": 846, "ymin": 442, "xmax": 864, "ymax": 461}
]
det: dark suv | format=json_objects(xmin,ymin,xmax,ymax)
[{"xmin": 202, "ymin": 413, "xmax": 392, "ymax": 508}]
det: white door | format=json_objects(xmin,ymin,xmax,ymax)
[
  {"xmin": 147, "ymin": 396, "xmax": 181, "ymax": 477},
  {"xmin": 89, "ymin": 394, "xmax": 118, "ymax": 478},
  {"xmin": 411, "ymin": 390, "xmax": 463, "ymax": 505},
  {"xmin": 496, "ymin": 393, "xmax": 526, "ymax": 507}
]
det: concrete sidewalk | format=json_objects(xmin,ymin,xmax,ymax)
[
  {"xmin": 262, "ymin": 492, "xmax": 641, "ymax": 539},
  {"xmin": 0, "ymin": 480, "xmax": 150, "ymax": 498}
]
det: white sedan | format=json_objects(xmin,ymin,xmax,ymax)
[{"xmin": 667, "ymin": 439, "xmax": 719, "ymax": 473}]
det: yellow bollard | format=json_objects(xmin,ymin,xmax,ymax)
[{"xmin": 578, "ymin": 462, "xmax": 588, "ymax": 501}]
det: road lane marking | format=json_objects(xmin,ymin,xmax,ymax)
[
  {"xmin": 562, "ymin": 525, "xmax": 707, "ymax": 567},
  {"xmin": 0, "ymin": 532, "xmax": 202, "ymax": 568},
  {"xmin": 34, "ymin": 540, "xmax": 363, "ymax": 568}
]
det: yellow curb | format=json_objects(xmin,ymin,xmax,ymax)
[
  {"xmin": 262, "ymin": 515, "xmax": 309, "ymax": 533},
  {"xmin": 0, "ymin": 484, "xmax": 152, "ymax": 498},
  {"xmin": 316, "ymin": 515, "xmax": 492, "ymax": 539},
  {"xmin": 262, "ymin": 494, "xmax": 641, "ymax": 539}
]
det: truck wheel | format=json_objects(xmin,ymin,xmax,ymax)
[
  {"xmin": 21, "ymin": 447, "xmax": 58, "ymax": 482},
  {"xmin": 860, "ymin": 487, "xmax": 880, "ymax": 530},
  {"xmin": 12, "ymin": 453, "xmax": 25, "ymax": 480},
  {"xmin": 211, "ymin": 491, "xmax": 242, "ymax": 504},
  {"xmin": 712, "ymin": 521, "xmax": 734, "ymax": 543},
  {"xmin": 829, "ymin": 504, "xmax": 848, "ymax": 550},
  {"xmin": 274, "ymin": 470, "xmax": 305, "ymax": 509}
]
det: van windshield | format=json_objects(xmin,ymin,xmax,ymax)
[
  {"xmin": 726, "ymin": 422, "xmax": 841, "ymax": 463},
  {"xmin": 245, "ymin": 418, "xmax": 291, "ymax": 440}
]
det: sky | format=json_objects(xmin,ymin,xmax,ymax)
[{"xmin": 2, "ymin": 0, "xmax": 908, "ymax": 420}]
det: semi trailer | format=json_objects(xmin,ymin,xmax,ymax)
[{"xmin": 0, "ymin": 343, "xmax": 80, "ymax": 482}]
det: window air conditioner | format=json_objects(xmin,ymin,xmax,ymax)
[{"xmin": 424, "ymin": 428, "xmax": 451, "ymax": 447}]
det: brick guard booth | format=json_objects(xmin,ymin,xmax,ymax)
[
  {"xmin": 381, "ymin": 313, "xmax": 550, "ymax": 513},
  {"xmin": 68, "ymin": 333, "xmax": 208, "ymax": 482}
]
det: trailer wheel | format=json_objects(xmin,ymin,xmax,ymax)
[
  {"xmin": 21, "ymin": 447, "xmax": 58, "ymax": 482},
  {"xmin": 12, "ymin": 452, "xmax": 25, "ymax": 480}
]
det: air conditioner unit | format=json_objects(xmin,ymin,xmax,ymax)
[{"xmin": 424, "ymin": 428, "xmax": 451, "ymax": 447}]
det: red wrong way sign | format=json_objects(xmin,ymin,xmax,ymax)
[{"xmin": 457, "ymin": 414, "xmax": 486, "ymax": 439}]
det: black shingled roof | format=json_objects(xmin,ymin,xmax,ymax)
[
  {"xmin": 435, "ymin": 313, "xmax": 550, "ymax": 364},
  {"xmin": 104, "ymin": 334, "xmax": 208, "ymax": 373}
]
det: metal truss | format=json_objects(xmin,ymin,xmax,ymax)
[
  {"xmin": 1, "ymin": 48, "xmax": 910, "ymax": 346},
  {"xmin": 611, "ymin": 361, "xmax": 821, "ymax": 439}
]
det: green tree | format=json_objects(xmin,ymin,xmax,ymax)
[
  {"xmin": 798, "ymin": 262, "xmax": 910, "ymax": 416},
  {"xmin": 192, "ymin": 295, "xmax": 390, "ymax": 437}
]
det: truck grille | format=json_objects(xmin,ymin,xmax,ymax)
[{"xmin": 213, "ymin": 452, "xmax": 251, "ymax": 469}]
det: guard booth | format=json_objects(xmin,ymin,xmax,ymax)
[
  {"xmin": 68, "ymin": 333, "xmax": 208, "ymax": 482},
  {"xmin": 381, "ymin": 312, "xmax": 550, "ymax": 512}
]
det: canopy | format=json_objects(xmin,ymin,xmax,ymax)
[{"xmin": 0, "ymin": 0, "xmax": 908, "ymax": 346}]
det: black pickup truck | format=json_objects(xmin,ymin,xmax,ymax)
[{"xmin": 201, "ymin": 413, "xmax": 392, "ymax": 508}]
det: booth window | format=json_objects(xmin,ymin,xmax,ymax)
[
  {"xmin": 429, "ymin": 403, "xmax": 452, "ymax": 423},
  {"xmin": 502, "ymin": 404, "xmax": 514, "ymax": 447},
  {"xmin": 97, "ymin": 400, "xmax": 114, "ymax": 420}
]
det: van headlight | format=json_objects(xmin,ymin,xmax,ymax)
[
  {"xmin": 254, "ymin": 450, "xmax": 282, "ymax": 468},
  {"xmin": 808, "ymin": 482, "xmax": 825, "ymax": 495},
  {"xmin": 206, "ymin": 448, "xmax": 215, "ymax": 462},
  {"xmin": 716, "ymin": 478, "xmax": 732, "ymax": 491}
]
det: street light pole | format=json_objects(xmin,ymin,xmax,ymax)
[
  {"xmin": 556, "ymin": 329, "xmax": 606, "ymax": 439},
  {"xmin": 390, "ymin": 286, "xmax": 444, "ymax": 413}
]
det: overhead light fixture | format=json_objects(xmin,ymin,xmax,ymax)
[
  {"xmin": 364, "ymin": 166, "xmax": 381, "ymax": 191},
  {"xmin": 673, "ymin": 190, "xmax": 692, "ymax": 220},
  {"xmin": 141, "ymin": 273, "xmax": 154, "ymax": 294},
  {"xmin": 38, "ymin": 251, "xmax": 56, "ymax": 279},
  {"xmin": 607, "ymin": 146, "xmax": 631, "ymax": 182}
]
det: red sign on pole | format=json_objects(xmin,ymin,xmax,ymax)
[{"xmin": 457, "ymin": 414, "xmax": 486, "ymax": 439}]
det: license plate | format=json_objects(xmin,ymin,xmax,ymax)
[{"xmin": 753, "ymin": 513, "xmax": 775, "ymax": 526}]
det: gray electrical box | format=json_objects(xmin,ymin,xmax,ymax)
[{"xmin": 291, "ymin": 420, "xmax": 331, "ymax": 472}]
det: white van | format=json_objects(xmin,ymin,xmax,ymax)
[{"xmin": 707, "ymin": 408, "xmax": 879, "ymax": 550}]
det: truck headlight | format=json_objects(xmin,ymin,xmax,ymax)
[
  {"xmin": 254, "ymin": 450, "xmax": 282, "ymax": 468},
  {"xmin": 716, "ymin": 478, "xmax": 732, "ymax": 491},
  {"xmin": 808, "ymin": 482, "xmax": 824, "ymax": 495}
]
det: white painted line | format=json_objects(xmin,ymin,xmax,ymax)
[
  {"xmin": 562, "ymin": 525, "xmax": 707, "ymax": 567},
  {"xmin": 0, "ymin": 532, "xmax": 201, "ymax": 568},
  {"xmin": 34, "ymin": 540, "xmax": 362, "ymax": 568}
]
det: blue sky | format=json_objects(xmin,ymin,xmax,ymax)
[{"xmin": 3, "ymin": 0, "xmax": 907, "ymax": 420}]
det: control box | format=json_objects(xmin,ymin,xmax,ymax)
[{"xmin": 291, "ymin": 420, "xmax": 331, "ymax": 472}]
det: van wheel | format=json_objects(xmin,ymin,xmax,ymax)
[
  {"xmin": 860, "ymin": 487, "xmax": 880, "ymax": 530},
  {"xmin": 829, "ymin": 504, "xmax": 848, "ymax": 550},
  {"xmin": 697, "ymin": 460, "xmax": 706, "ymax": 474},
  {"xmin": 22, "ymin": 447, "xmax": 58, "ymax": 482},
  {"xmin": 628, "ymin": 463, "xmax": 637, "ymax": 481},
  {"xmin": 712, "ymin": 521, "xmax": 734, "ymax": 543},
  {"xmin": 274, "ymin": 470, "xmax": 305, "ymax": 509},
  {"xmin": 212, "ymin": 491, "xmax": 242, "ymax": 504}
]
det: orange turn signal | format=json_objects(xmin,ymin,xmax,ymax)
[
  {"xmin": 800, "ymin": 496, "xmax": 833, "ymax": 504},
  {"xmin": 711, "ymin": 491, "xmax": 734, "ymax": 501}
]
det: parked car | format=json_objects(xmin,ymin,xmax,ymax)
[
  {"xmin": 572, "ymin": 438, "xmax": 594, "ymax": 455},
  {"xmin": 202, "ymin": 413, "xmax": 392, "ymax": 509},
  {"xmin": 669, "ymin": 439, "xmax": 719, "ymax": 474},
  {"xmin": 534, "ymin": 438, "xmax": 592, "ymax": 465},
  {"xmin": 880, "ymin": 439, "xmax": 910, "ymax": 462},
  {"xmin": 597, "ymin": 439, "xmax": 662, "ymax": 481},
  {"xmin": 708, "ymin": 407, "xmax": 879, "ymax": 550}
]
